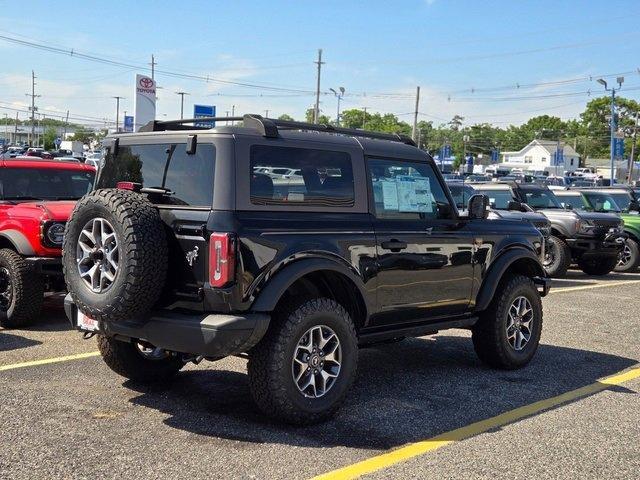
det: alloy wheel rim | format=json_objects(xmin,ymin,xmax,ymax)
[
  {"xmin": 292, "ymin": 325, "xmax": 342, "ymax": 398},
  {"xmin": 76, "ymin": 218, "xmax": 120, "ymax": 293},
  {"xmin": 618, "ymin": 244, "xmax": 632, "ymax": 267},
  {"xmin": 506, "ymin": 296, "xmax": 534, "ymax": 351},
  {"xmin": 543, "ymin": 242, "xmax": 556, "ymax": 267},
  {"xmin": 0, "ymin": 267, "xmax": 13, "ymax": 311}
]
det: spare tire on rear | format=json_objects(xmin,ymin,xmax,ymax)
[{"xmin": 63, "ymin": 188, "xmax": 168, "ymax": 322}]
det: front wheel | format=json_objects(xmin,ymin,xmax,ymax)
[
  {"xmin": 97, "ymin": 335, "xmax": 185, "ymax": 383},
  {"xmin": 542, "ymin": 236, "xmax": 571, "ymax": 278},
  {"xmin": 472, "ymin": 274, "xmax": 543, "ymax": 369},
  {"xmin": 578, "ymin": 255, "xmax": 618, "ymax": 276},
  {"xmin": 615, "ymin": 239, "xmax": 640, "ymax": 272},
  {"xmin": 0, "ymin": 249, "xmax": 44, "ymax": 328},
  {"xmin": 247, "ymin": 298, "xmax": 358, "ymax": 425}
]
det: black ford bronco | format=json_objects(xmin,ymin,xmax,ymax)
[{"xmin": 62, "ymin": 115, "xmax": 549, "ymax": 424}]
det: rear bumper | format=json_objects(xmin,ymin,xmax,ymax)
[
  {"xmin": 64, "ymin": 294, "xmax": 270, "ymax": 358},
  {"xmin": 24, "ymin": 256, "xmax": 63, "ymax": 276}
]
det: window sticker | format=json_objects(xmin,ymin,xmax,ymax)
[
  {"xmin": 396, "ymin": 175, "xmax": 432, "ymax": 213},
  {"xmin": 381, "ymin": 180, "xmax": 399, "ymax": 210}
]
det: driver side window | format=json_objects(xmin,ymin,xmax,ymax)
[{"xmin": 367, "ymin": 157, "xmax": 453, "ymax": 220}]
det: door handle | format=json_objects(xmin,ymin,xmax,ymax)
[{"xmin": 381, "ymin": 239, "xmax": 408, "ymax": 252}]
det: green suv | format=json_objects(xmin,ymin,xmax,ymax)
[{"xmin": 554, "ymin": 188, "xmax": 640, "ymax": 272}]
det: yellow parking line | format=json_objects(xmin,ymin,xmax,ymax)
[
  {"xmin": 311, "ymin": 367, "xmax": 640, "ymax": 480},
  {"xmin": 0, "ymin": 351, "xmax": 100, "ymax": 372},
  {"xmin": 550, "ymin": 279, "xmax": 640, "ymax": 294}
]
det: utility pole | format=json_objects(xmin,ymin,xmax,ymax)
[
  {"xmin": 175, "ymin": 91, "xmax": 189, "ymax": 119},
  {"xmin": 63, "ymin": 110, "xmax": 69, "ymax": 138},
  {"xmin": 412, "ymin": 86, "xmax": 420, "ymax": 142},
  {"xmin": 231, "ymin": 105, "xmax": 235, "ymax": 125},
  {"xmin": 597, "ymin": 77, "xmax": 624, "ymax": 184},
  {"xmin": 26, "ymin": 70, "xmax": 41, "ymax": 146},
  {"xmin": 264, "ymin": 109, "xmax": 269, "ymax": 118},
  {"xmin": 150, "ymin": 54, "xmax": 156, "ymax": 80},
  {"xmin": 313, "ymin": 49, "xmax": 324, "ymax": 124},
  {"xmin": 628, "ymin": 110, "xmax": 639, "ymax": 183},
  {"xmin": 112, "ymin": 96, "xmax": 124, "ymax": 132},
  {"xmin": 3, "ymin": 114, "xmax": 7, "ymax": 141},
  {"xmin": 14, "ymin": 112, "xmax": 18, "ymax": 144},
  {"xmin": 362, "ymin": 107, "xmax": 368, "ymax": 129}
]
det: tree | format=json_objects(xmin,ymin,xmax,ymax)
[
  {"xmin": 43, "ymin": 127, "xmax": 58, "ymax": 151},
  {"xmin": 304, "ymin": 108, "xmax": 331, "ymax": 125},
  {"xmin": 580, "ymin": 96, "xmax": 640, "ymax": 158},
  {"xmin": 448, "ymin": 115, "xmax": 464, "ymax": 131},
  {"xmin": 69, "ymin": 127, "xmax": 95, "ymax": 144},
  {"xmin": 277, "ymin": 114, "xmax": 294, "ymax": 121}
]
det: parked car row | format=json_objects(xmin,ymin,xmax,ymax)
[{"xmin": 447, "ymin": 179, "xmax": 636, "ymax": 277}]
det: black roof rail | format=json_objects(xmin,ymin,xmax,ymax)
[{"xmin": 136, "ymin": 113, "xmax": 416, "ymax": 146}]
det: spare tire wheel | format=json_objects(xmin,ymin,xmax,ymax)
[{"xmin": 62, "ymin": 188, "xmax": 168, "ymax": 322}]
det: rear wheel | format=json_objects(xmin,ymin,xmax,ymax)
[
  {"xmin": 615, "ymin": 239, "xmax": 640, "ymax": 272},
  {"xmin": 472, "ymin": 274, "xmax": 543, "ymax": 369},
  {"xmin": 542, "ymin": 236, "xmax": 571, "ymax": 278},
  {"xmin": 0, "ymin": 249, "xmax": 44, "ymax": 328},
  {"xmin": 97, "ymin": 335, "xmax": 185, "ymax": 383},
  {"xmin": 578, "ymin": 255, "xmax": 618, "ymax": 276},
  {"xmin": 247, "ymin": 298, "xmax": 358, "ymax": 425}
]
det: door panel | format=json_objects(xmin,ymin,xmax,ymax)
[{"xmin": 366, "ymin": 157, "xmax": 474, "ymax": 326}]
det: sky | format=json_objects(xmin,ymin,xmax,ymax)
[{"xmin": 1, "ymin": 0, "xmax": 639, "ymax": 129}]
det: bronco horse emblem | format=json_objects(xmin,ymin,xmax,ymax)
[{"xmin": 185, "ymin": 246, "xmax": 199, "ymax": 266}]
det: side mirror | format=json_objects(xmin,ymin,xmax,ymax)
[
  {"xmin": 561, "ymin": 202, "xmax": 573, "ymax": 210},
  {"xmin": 507, "ymin": 200, "xmax": 524, "ymax": 211},
  {"xmin": 468, "ymin": 194, "xmax": 490, "ymax": 220},
  {"xmin": 629, "ymin": 200, "xmax": 640, "ymax": 212}
]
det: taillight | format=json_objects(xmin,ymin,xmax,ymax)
[
  {"xmin": 116, "ymin": 181, "xmax": 141, "ymax": 191},
  {"xmin": 209, "ymin": 233, "xmax": 236, "ymax": 287}
]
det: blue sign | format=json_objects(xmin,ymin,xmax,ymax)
[
  {"xmin": 490, "ymin": 149, "xmax": 499, "ymax": 163},
  {"xmin": 194, "ymin": 105, "xmax": 216, "ymax": 128},
  {"xmin": 614, "ymin": 138, "xmax": 625, "ymax": 159},
  {"xmin": 123, "ymin": 115, "xmax": 134, "ymax": 133},
  {"xmin": 54, "ymin": 137, "xmax": 61, "ymax": 147},
  {"xmin": 553, "ymin": 147, "xmax": 564, "ymax": 166},
  {"xmin": 440, "ymin": 144, "xmax": 452, "ymax": 159}
]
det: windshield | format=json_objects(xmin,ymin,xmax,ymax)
[
  {"xmin": 473, "ymin": 188, "xmax": 514, "ymax": 209},
  {"xmin": 522, "ymin": 189, "xmax": 562, "ymax": 209},
  {"xmin": 605, "ymin": 192, "xmax": 633, "ymax": 211},
  {"xmin": 581, "ymin": 191, "xmax": 623, "ymax": 213},
  {"xmin": 554, "ymin": 193, "xmax": 585, "ymax": 210},
  {"xmin": 0, "ymin": 167, "xmax": 95, "ymax": 200}
]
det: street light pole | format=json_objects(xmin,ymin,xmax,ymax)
[
  {"xmin": 330, "ymin": 87, "xmax": 345, "ymax": 127},
  {"xmin": 597, "ymin": 77, "xmax": 624, "ymax": 184},
  {"xmin": 112, "ymin": 96, "xmax": 124, "ymax": 132},
  {"xmin": 175, "ymin": 91, "xmax": 189, "ymax": 119}
]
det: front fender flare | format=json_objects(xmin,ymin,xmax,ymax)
[
  {"xmin": 474, "ymin": 247, "xmax": 545, "ymax": 312},
  {"xmin": 250, "ymin": 257, "xmax": 370, "ymax": 316},
  {"xmin": 0, "ymin": 230, "xmax": 36, "ymax": 255}
]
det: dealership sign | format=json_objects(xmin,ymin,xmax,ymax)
[{"xmin": 134, "ymin": 74, "xmax": 156, "ymax": 131}]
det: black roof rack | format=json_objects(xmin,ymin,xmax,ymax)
[{"xmin": 138, "ymin": 114, "xmax": 416, "ymax": 146}]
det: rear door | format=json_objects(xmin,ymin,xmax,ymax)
[{"xmin": 367, "ymin": 157, "xmax": 475, "ymax": 326}]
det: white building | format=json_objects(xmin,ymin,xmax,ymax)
[{"xmin": 501, "ymin": 139, "xmax": 580, "ymax": 174}]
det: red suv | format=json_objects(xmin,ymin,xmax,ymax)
[{"xmin": 0, "ymin": 157, "xmax": 95, "ymax": 327}]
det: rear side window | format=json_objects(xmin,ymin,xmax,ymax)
[
  {"xmin": 250, "ymin": 145, "xmax": 354, "ymax": 207},
  {"xmin": 0, "ymin": 168, "xmax": 95, "ymax": 200},
  {"xmin": 98, "ymin": 143, "xmax": 215, "ymax": 206}
]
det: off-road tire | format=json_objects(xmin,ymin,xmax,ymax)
[
  {"xmin": 0, "ymin": 249, "xmax": 44, "ymax": 328},
  {"xmin": 472, "ymin": 274, "xmax": 543, "ymax": 369},
  {"xmin": 614, "ymin": 238, "xmax": 640, "ymax": 273},
  {"xmin": 543, "ymin": 236, "xmax": 571, "ymax": 278},
  {"xmin": 97, "ymin": 335, "xmax": 185, "ymax": 383},
  {"xmin": 63, "ymin": 189, "xmax": 167, "ymax": 322},
  {"xmin": 247, "ymin": 298, "xmax": 358, "ymax": 425},
  {"xmin": 578, "ymin": 255, "xmax": 618, "ymax": 276}
]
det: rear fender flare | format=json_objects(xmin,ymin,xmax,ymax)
[
  {"xmin": 475, "ymin": 247, "xmax": 544, "ymax": 312},
  {"xmin": 250, "ymin": 257, "xmax": 370, "ymax": 316}
]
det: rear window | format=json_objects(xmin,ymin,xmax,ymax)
[
  {"xmin": 250, "ymin": 145, "xmax": 354, "ymax": 207},
  {"xmin": 0, "ymin": 167, "xmax": 95, "ymax": 200},
  {"xmin": 98, "ymin": 143, "xmax": 214, "ymax": 206}
]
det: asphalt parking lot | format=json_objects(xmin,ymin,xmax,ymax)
[{"xmin": 1, "ymin": 271, "xmax": 639, "ymax": 479}]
